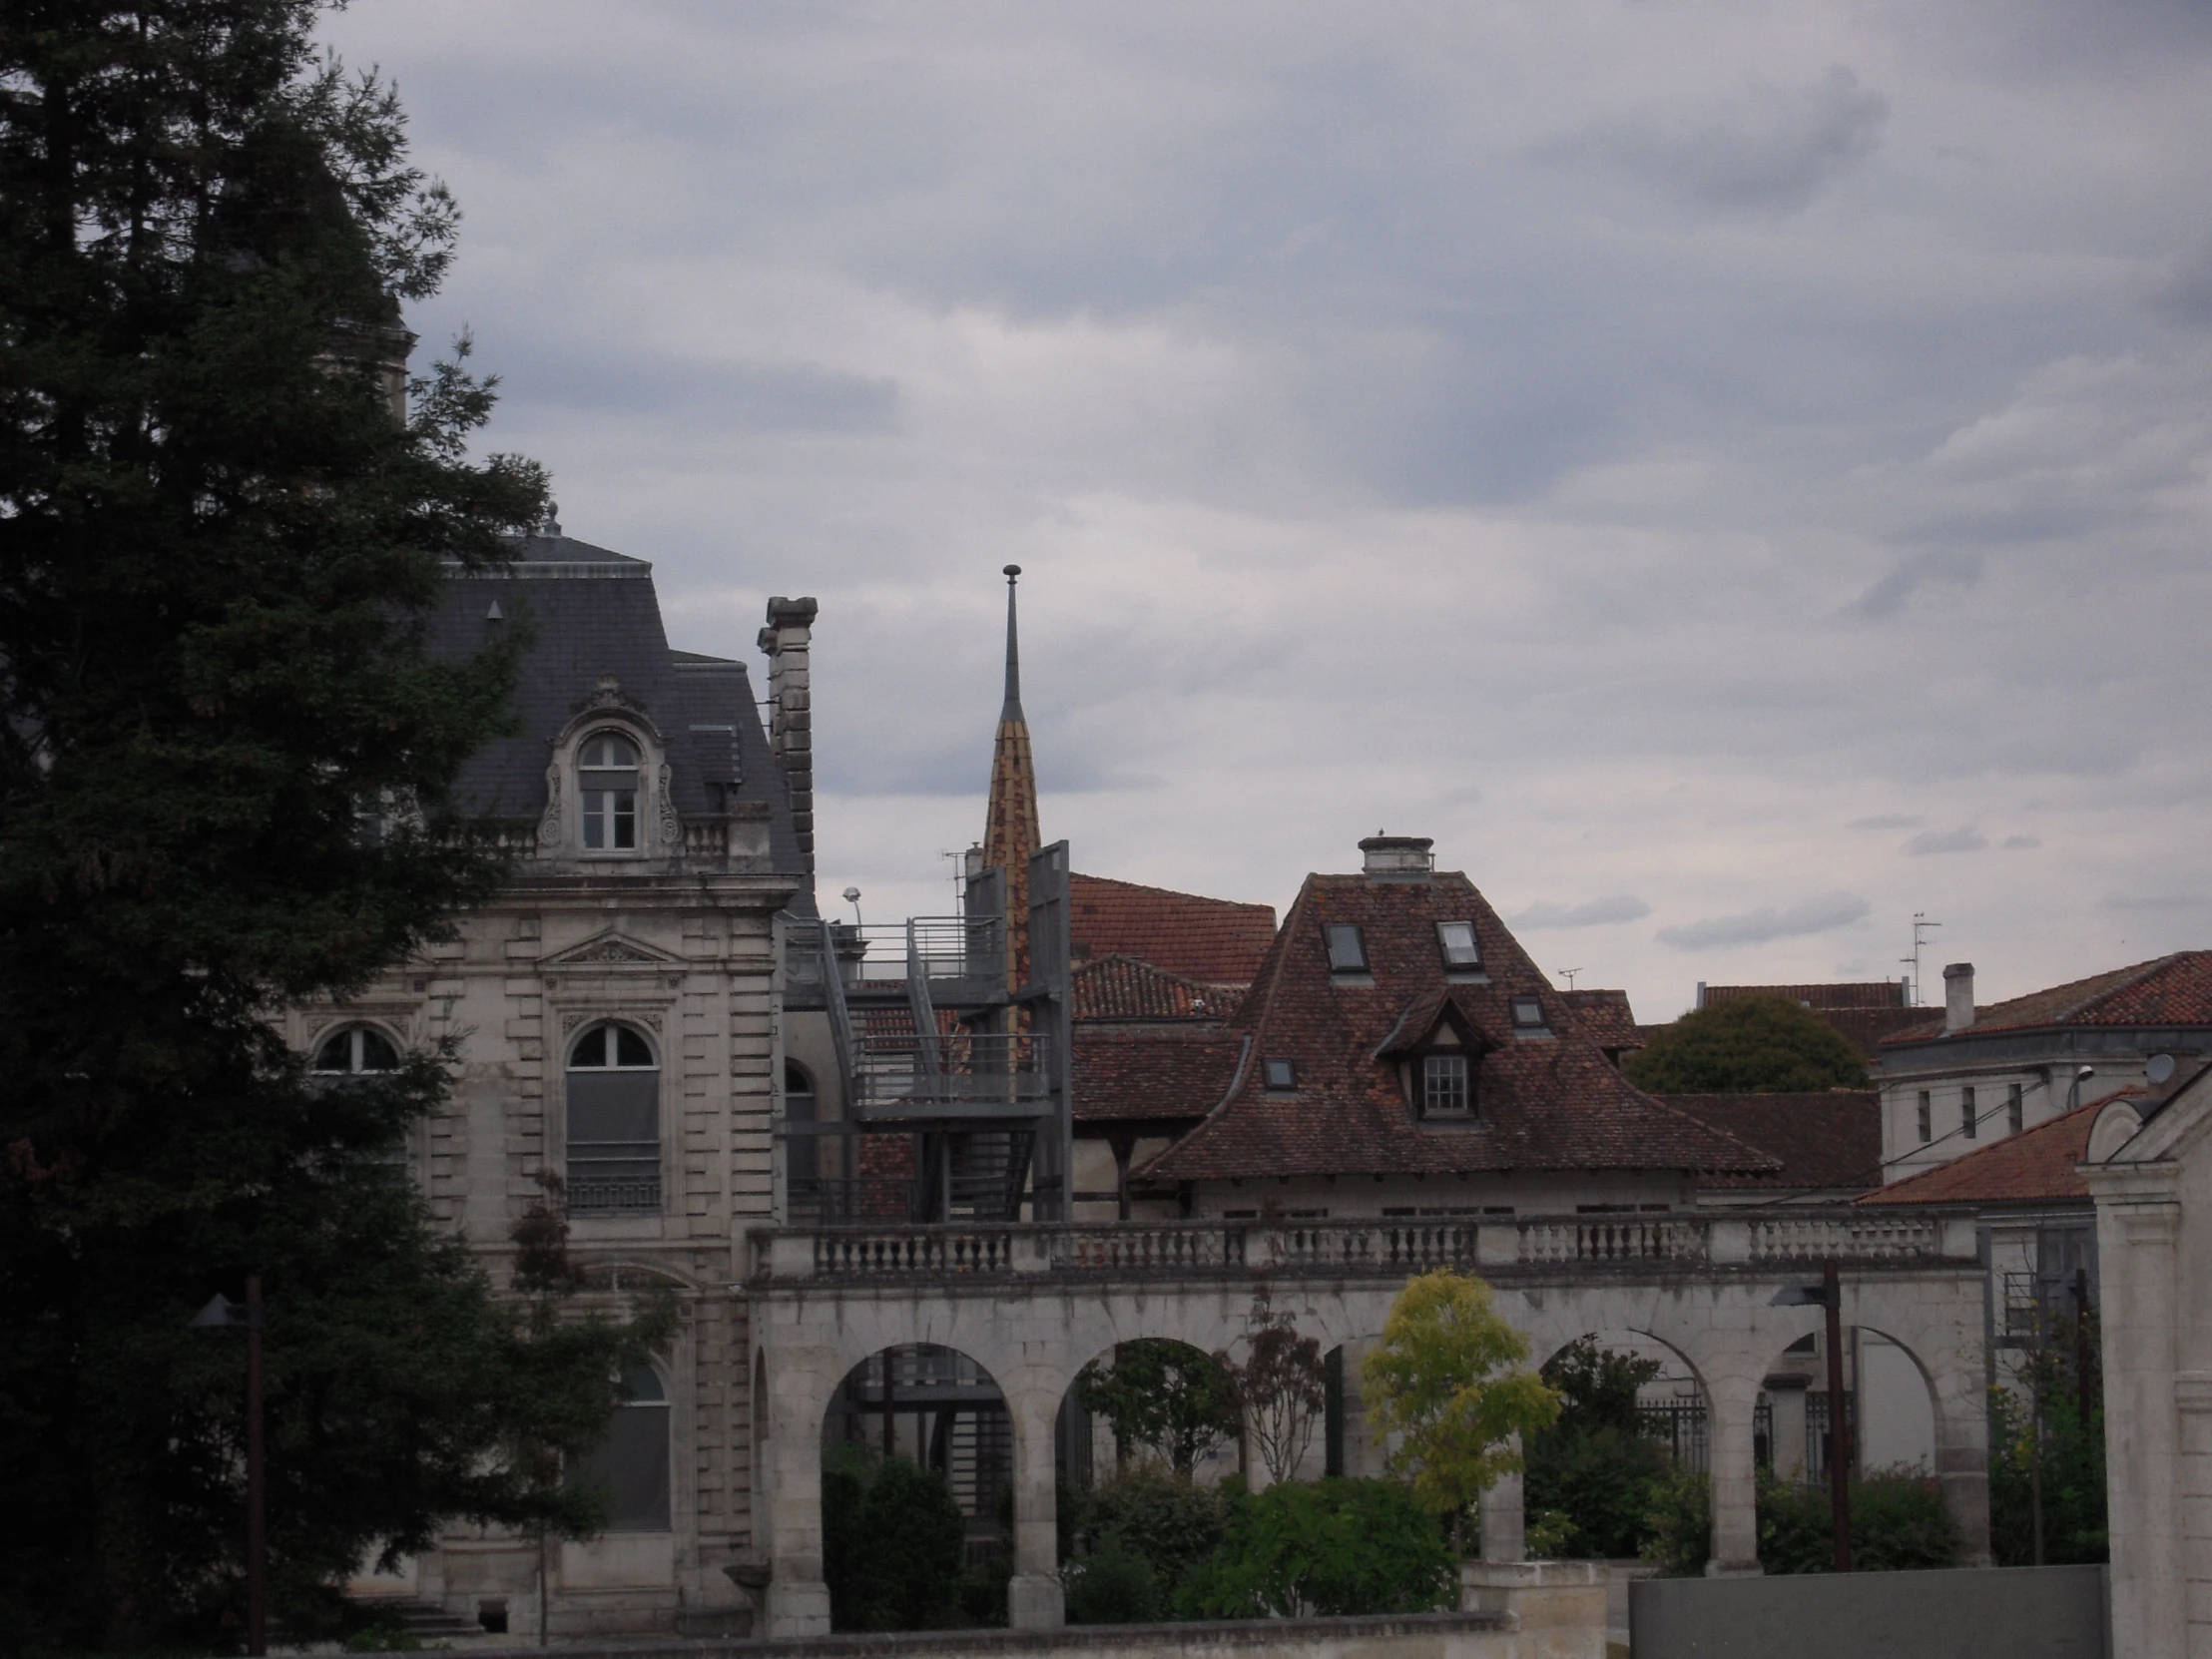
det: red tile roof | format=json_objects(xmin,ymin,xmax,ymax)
[
  {"xmin": 1705, "ymin": 981, "xmax": 1907, "ymax": 1012},
  {"xmin": 1074, "ymin": 1028, "xmax": 1250, "ymax": 1123},
  {"xmin": 1560, "ymin": 988, "xmax": 1642, "ymax": 1052},
  {"xmin": 1855, "ymin": 1092, "xmax": 2136, "ymax": 1208},
  {"xmin": 1881, "ymin": 951, "xmax": 2212, "ymax": 1045},
  {"xmin": 1070, "ymin": 872, "xmax": 1277, "ymax": 985},
  {"xmin": 1072, "ymin": 954, "xmax": 1245, "ymax": 1023},
  {"xmin": 1139, "ymin": 870, "xmax": 1776, "ymax": 1184},
  {"xmin": 1659, "ymin": 1093, "xmax": 1882, "ymax": 1193}
]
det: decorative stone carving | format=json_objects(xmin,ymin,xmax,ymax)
[
  {"xmin": 659, "ymin": 763, "xmax": 681, "ymax": 846},
  {"xmin": 537, "ymin": 763, "xmax": 563, "ymax": 848},
  {"xmin": 568, "ymin": 938, "xmax": 663, "ymax": 964}
]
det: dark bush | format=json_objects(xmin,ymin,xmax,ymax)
[
  {"xmin": 1624, "ymin": 995, "xmax": 1869, "ymax": 1092},
  {"xmin": 1523, "ymin": 1339, "xmax": 1673, "ymax": 1558},
  {"xmin": 1064, "ymin": 1535, "xmax": 1165, "ymax": 1624},
  {"xmin": 1077, "ymin": 1463, "xmax": 1230, "ymax": 1601},
  {"xmin": 1640, "ymin": 1466, "xmax": 1961, "ymax": 1576},
  {"xmin": 1989, "ymin": 1358, "xmax": 2108, "ymax": 1565},
  {"xmin": 821, "ymin": 1448, "xmax": 974, "ymax": 1630},
  {"xmin": 1179, "ymin": 1478, "xmax": 1456, "ymax": 1619}
]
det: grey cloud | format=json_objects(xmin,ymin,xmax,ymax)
[
  {"xmin": 2104, "ymin": 894, "xmax": 2212, "ymax": 911},
  {"xmin": 522, "ymin": 350, "xmax": 898, "ymax": 433},
  {"xmin": 1905, "ymin": 827, "xmax": 1989, "ymax": 854},
  {"xmin": 1850, "ymin": 551, "xmax": 1984, "ymax": 619},
  {"xmin": 1540, "ymin": 66, "xmax": 1888, "ymax": 215},
  {"xmin": 1656, "ymin": 892, "xmax": 1873, "ymax": 951},
  {"xmin": 2001, "ymin": 833, "xmax": 2042, "ymax": 849},
  {"xmin": 2151, "ymin": 239, "xmax": 2212, "ymax": 325},
  {"xmin": 1849, "ymin": 814, "xmax": 1929, "ymax": 830},
  {"xmin": 1506, "ymin": 894, "xmax": 1652, "ymax": 930}
]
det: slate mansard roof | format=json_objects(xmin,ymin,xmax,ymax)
[
  {"xmin": 426, "ymin": 531, "xmax": 807, "ymax": 875},
  {"xmin": 1139, "ymin": 868, "xmax": 1776, "ymax": 1184}
]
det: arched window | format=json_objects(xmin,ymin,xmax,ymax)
[
  {"xmin": 312, "ymin": 1025, "xmax": 400, "ymax": 1075},
  {"xmin": 573, "ymin": 1362, "xmax": 671, "ymax": 1531},
  {"xmin": 578, "ymin": 733, "xmax": 641, "ymax": 850},
  {"xmin": 565, "ymin": 1022, "xmax": 660, "ymax": 1214}
]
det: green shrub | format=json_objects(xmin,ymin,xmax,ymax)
[
  {"xmin": 1989, "ymin": 1378, "xmax": 2108, "ymax": 1565},
  {"xmin": 1179, "ymin": 1478, "xmax": 1456, "ymax": 1619},
  {"xmin": 1624, "ymin": 995, "xmax": 1869, "ymax": 1092},
  {"xmin": 1641, "ymin": 1467, "xmax": 1712, "ymax": 1577},
  {"xmin": 1077, "ymin": 1463, "xmax": 1230, "ymax": 1600},
  {"xmin": 821, "ymin": 1448, "xmax": 974, "ymax": 1630},
  {"xmin": 1064, "ymin": 1534, "xmax": 1166, "ymax": 1624},
  {"xmin": 1524, "ymin": 1423, "xmax": 1674, "ymax": 1558},
  {"xmin": 1639, "ymin": 1465, "xmax": 1960, "ymax": 1577}
]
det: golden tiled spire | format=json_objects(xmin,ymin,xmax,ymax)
[{"xmin": 982, "ymin": 565, "xmax": 1039, "ymax": 990}]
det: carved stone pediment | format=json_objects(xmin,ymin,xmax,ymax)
[{"xmin": 541, "ymin": 930, "xmax": 682, "ymax": 968}]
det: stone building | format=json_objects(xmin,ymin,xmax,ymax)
[{"xmin": 310, "ymin": 521, "xmax": 818, "ymax": 1638}]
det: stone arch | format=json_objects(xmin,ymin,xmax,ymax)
[
  {"xmin": 822, "ymin": 1342, "xmax": 1014, "ymax": 1571},
  {"xmin": 1533, "ymin": 1326, "xmax": 1713, "ymax": 1472},
  {"xmin": 1059, "ymin": 1334, "xmax": 1243, "ymax": 1493}
]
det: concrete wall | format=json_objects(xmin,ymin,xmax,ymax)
[{"xmin": 1630, "ymin": 1564, "xmax": 2108, "ymax": 1659}]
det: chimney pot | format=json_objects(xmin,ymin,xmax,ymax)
[
  {"xmin": 1360, "ymin": 834, "xmax": 1434, "ymax": 881},
  {"xmin": 1942, "ymin": 962, "xmax": 1975, "ymax": 1033}
]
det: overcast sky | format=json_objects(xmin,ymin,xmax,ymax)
[{"xmin": 326, "ymin": 0, "xmax": 2212, "ymax": 1020}]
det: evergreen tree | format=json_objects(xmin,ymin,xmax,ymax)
[
  {"xmin": 1624, "ymin": 995, "xmax": 1870, "ymax": 1093},
  {"xmin": 0, "ymin": 4, "xmax": 651, "ymax": 1648}
]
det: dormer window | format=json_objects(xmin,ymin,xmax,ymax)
[
  {"xmin": 1421, "ymin": 1054, "xmax": 1470, "ymax": 1118},
  {"xmin": 1263, "ymin": 1058, "xmax": 1298, "ymax": 1091},
  {"xmin": 579, "ymin": 733, "xmax": 641, "ymax": 849},
  {"xmin": 1325, "ymin": 924, "xmax": 1369, "ymax": 973},
  {"xmin": 1436, "ymin": 921, "xmax": 1481, "ymax": 969},
  {"xmin": 1509, "ymin": 994, "xmax": 1547, "ymax": 1031}
]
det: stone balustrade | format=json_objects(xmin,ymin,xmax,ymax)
[{"xmin": 754, "ymin": 1209, "xmax": 1968, "ymax": 1284}]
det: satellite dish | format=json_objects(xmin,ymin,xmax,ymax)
[{"xmin": 2147, "ymin": 1052, "xmax": 2177, "ymax": 1085}]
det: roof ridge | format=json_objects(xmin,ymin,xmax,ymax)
[{"xmin": 2057, "ymin": 951, "xmax": 2190, "ymax": 1022}]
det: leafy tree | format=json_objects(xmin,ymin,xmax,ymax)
[
  {"xmin": 1178, "ymin": 1478, "xmax": 1456, "ymax": 1619},
  {"xmin": 1623, "ymin": 996, "xmax": 1870, "ymax": 1093},
  {"xmin": 820, "ymin": 1449, "xmax": 970, "ymax": 1631},
  {"xmin": 1361, "ymin": 1270, "xmax": 1560, "ymax": 1551},
  {"xmin": 0, "ymin": 3, "xmax": 663, "ymax": 1649},
  {"xmin": 1074, "ymin": 1463, "xmax": 1229, "ymax": 1608},
  {"xmin": 1522, "ymin": 1339, "xmax": 1674, "ymax": 1559},
  {"xmin": 1988, "ymin": 1306, "xmax": 2107, "ymax": 1566},
  {"xmin": 1218, "ymin": 1290, "xmax": 1328, "ymax": 1485},
  {"xmin": 1076, "ymin": 1340, "xmax": 1241, "ymax": 1476}
]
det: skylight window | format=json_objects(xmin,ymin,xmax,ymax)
[
  {"xmin": 1436, "ymin": 921, "xmax": 1481, "ymax": 968},
  {"xmin": 1509, "ymin": 995, "xmax": 1546, "ymax": 1031},
  {"xmin": 1263, "ymin": 1058, "xmax": 1298, "ymax": 1091},
  {"xmin": 1324, "ymin": 923, "xmax": 1369, "ymax": 973}
]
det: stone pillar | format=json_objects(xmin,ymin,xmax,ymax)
[
  {"xmin": 758, "ymin": 596, "xmax": 818, "ymax": 873},
  {"xmin": 761, "ymin": 1352, "xmax": 832, "ymax": 1638},
  {"xmin": 2085, "ymin": 1162, "xmax": 2184, "ymax": 1659},
  {"xmin": 1926, "ymin": 1345, "xmax": 1992, "ymax": 1567},
  {"xmin": 1705, "ymin": 1374, "xmax": 1763, "ymax": 1576},
  {"xmin": 1478, "ymin": 1435, "xmax": 1525, "ymax": 1561},
  {"xmin": 1005, "ymin": 1383, "xmax": 1066, "ymax": 1630}
]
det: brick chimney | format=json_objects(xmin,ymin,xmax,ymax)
[
  {"xmin": 1943, "ymin": 962, "xmax": 1975, "ymax": 1034},
  {"xmin": 759, "ymin": 596, "xmax": 819, "ymax": 872},
  {"xmin": 1360, "ymin": 834, "xmax": 1434, "ymax": 881}
]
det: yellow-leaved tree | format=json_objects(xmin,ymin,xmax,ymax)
[{"xmin": 1362, "ymin": 1269, "xmax": 1561, "ymax": 1552}]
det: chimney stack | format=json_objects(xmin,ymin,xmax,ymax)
[
  {"xmin": 1942, "ymin": 962, "xmax": 1975, "ymax": 1034},
  {"xmin": 759, "ymin": 596, "xmax": 820, "ymax": 872},
  {"xmin": 1360, "ymin": 834, "xmax": 1434, "ymax": 881}
]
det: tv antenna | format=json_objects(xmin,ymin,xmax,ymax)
[
  {"xmin": 1900, "ymin": 912, "xmax": 1940, "ymax": 1006},
  {"xmin": 1558, "ymin": 967, "xmax": 1582, "ymax": 990}
]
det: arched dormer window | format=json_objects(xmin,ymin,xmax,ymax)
[
  {"xmin": 578, "ymin": 732, "xmax": 642, "ymax": 850},
  {"xmin": 565, "ymin": 1022, "xmax": 661, "ymax": 1214},
  {"xmin": 312, "ymin": 1025, "xmax": 400, "ymax": 1075}
]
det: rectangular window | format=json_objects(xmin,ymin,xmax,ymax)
[
  {"xmin": 1263, "ymin": 1058, "xmax": 1298, "ymax": 1091},
  {"xmin": 2008, "ymin": 1083, "xmax": 2024, "ymax": 1135},
  {"xmin": 1961, "ymin": 1086, "xmax": 1977, "ymax": 1140},
  {"xmin": 582, "ymin": 788, "xmax": 638, "ymax": 849},
  {"xmin": 1324, "ymin": 923, "xmax": 1368, "ymax": 972},
  {"xmin": 1422, "ymin": 1053, "xmax": 1470, "ymax": 1118},
  {"xmin": 1436, "ymin": 920, "xmax": 1482, "ymax": 968},
  {"xmin": 567, "ymin": 1070, "xmax": 661, "ymax": 1212},
  {"xmin": 1510, "ymin": 994, "xmax": 1546, "ymax": 1030},
  {"xmin": 1917, "ymin": 1091, "xmax": 1932, "ymax": 1144}
]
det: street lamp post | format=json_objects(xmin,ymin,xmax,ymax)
[
  {"xmin": 1773, "ymin": 1258, "xmax": 1851, "ymax": 1572},
  {"xmin": 191, "ymin": 1278, "xmax": 267, "ymax": 1656}
]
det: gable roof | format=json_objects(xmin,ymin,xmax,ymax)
[
  {"xmin": 1069, "ymin": 872, "xmax": 1277, "ymax": 984},
  {"xmin": 1074, "ymin": 1028, "xmax": 1250, "ymax": 1123},
  {"xmin": 1139, "ymin": 868, "xmax": 1776, "ymax": 1184},
  {"xmin": 1856, "ymin": 1093, "xmax": 2129, "ymax": 1208},
  {"xmin": 1659, "ymin": 1093, "xmax": 1882, "ymax": 1194},
  {"xmin": 1072, "ymin": 954, "xmax": 1245, "ymax": 1023},
  {"xmin": 1881, "ymin": 951, "xmax": 2212, "ymax": 1046}
]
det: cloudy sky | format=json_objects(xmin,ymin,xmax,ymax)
[{"xmin": 326, "ymin": 0, "xmax": 2212, "ymax": 1019}]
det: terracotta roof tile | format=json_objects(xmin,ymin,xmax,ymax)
[
  {"xmin": 1881, "ymin": 951, "xmax": 2212, "ymax": 1046},
  {"xmin": 1560, "ymin": 988, "xmax": 1642, "ymax": 1051},
  {"xmin": 1659, "ymin": 1093, "xmax": 1882, "ymax": 1193},
  {"xmin": 1072, "ymin": 954, "xmax": 1245, "ymax": 1023},
  {"xmin": 1139, "ymin": 870, "xmax": 1776, "ymax": 1184},
  {"xmin": 1070, "ymin": 872, "xmax": 1277, "ymax": 985},
  {"xmin": 1704, "ymin": 982, "xmax": 1907, "ymax": 1012},
  {"xmin": 1855, "ymin": 1093, "xmax": 2135, "ymax": 1207},
  {"xmin": 1074, "ymin": 1028, "xmax": 1249, "ymax": 1123}
]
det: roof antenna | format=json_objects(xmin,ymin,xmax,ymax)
[{"xmin": 1558, "ymin": 967, "xmax": 1581, "ymax": 990}]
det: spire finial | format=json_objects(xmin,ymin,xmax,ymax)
[{"xmin": 1000, "ymin": 564, "xmax": 1024, "ymax": 724}]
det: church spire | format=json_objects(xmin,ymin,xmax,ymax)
[{"xmin": 982, "ymin": 565, "xmax": 1039, "ymax": 988}]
